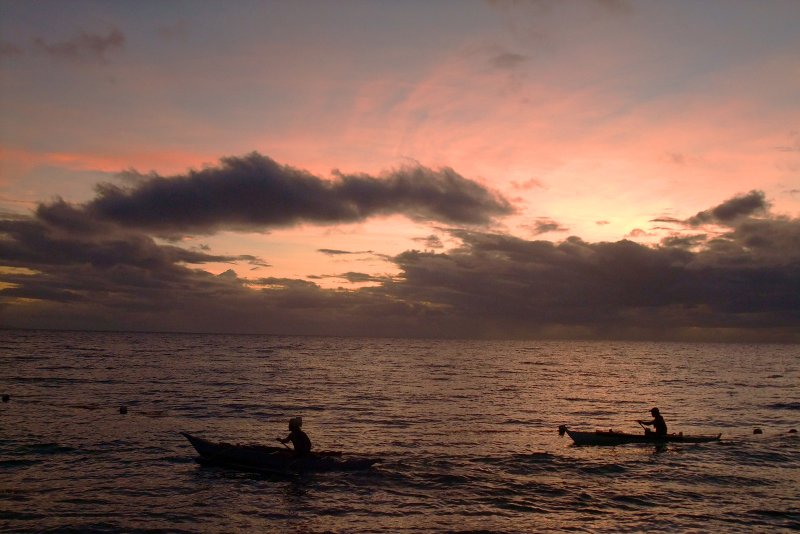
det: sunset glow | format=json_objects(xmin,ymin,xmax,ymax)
[{"xmin": 1, "ymin": 0, "xmax": 799, "ymax": 340}]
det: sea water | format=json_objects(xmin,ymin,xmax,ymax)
[{"xmin": 1, "ymin": 330, "xmax": 798, "ymax": 532}]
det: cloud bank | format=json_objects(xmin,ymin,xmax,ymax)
[
  {"xmin": 69, "ymin": 152, "xmax": 513, "ymax": 236},
  {"xmin": 1, "ymin": 157, "xmax": 798, "ymax": 342}
]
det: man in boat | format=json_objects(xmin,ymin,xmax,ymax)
[
  {"xmin": 638, "ymin": 407, "xmax": 668, "ymax": 437},
  {"xmin": 277, "ymin": 417, "xmax": 312, "ymax": 457}
]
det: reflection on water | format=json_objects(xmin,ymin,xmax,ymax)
[{"xmin": 1, "ymin": 330, "xmax": 799, "ymax": 532}]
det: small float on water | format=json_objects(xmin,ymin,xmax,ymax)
[
  {"xmin": 181, "ymin": 432, "xmax": 379, "ymax": 475},
  {"xmin": 558, "ymin": 425, "xmax": 721, "ymax": 446}
]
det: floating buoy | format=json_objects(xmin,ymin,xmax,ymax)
[
  {"xmin": 753, "ymin": 428, "xmax": 763, "ymax": 434},
  {"xmin": 119, "ymin": 405, "xmax": 128, "ymax": 415},
  {"xmin": 1, "ymin": 394, "xmax": 9, "ymax": 403}
]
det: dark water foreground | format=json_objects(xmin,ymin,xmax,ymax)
[{"xmin": 1, "ymin": 330, "xmax": 798, "ymax": 532}]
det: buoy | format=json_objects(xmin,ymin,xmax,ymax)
[
  {"xmin": 119, "ymin": 405, "xmax": 128, "ymax": 414},
  {"xmin": 753, "ymin": 428, "xmax": 763, "ymax": 434},
  {"xmin": 1, "ymin": 394, "xmax": 9, "ymax": 403}
]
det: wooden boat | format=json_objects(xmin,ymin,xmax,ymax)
[
  {"xmin": 181, "ymin": 432, "xmax": 378, "ymax": 474},
  {"xmin": 561, "ymin": 427, "xmax": 722, "ymax": 446}
]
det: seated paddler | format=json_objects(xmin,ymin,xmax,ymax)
[
  {"xmin": 638, "ymin": 407, "xmax": 668, "ymax": 437},
  {"xmin": 277, "ymin": 416, "xmax": 312, "ymax": 457}
]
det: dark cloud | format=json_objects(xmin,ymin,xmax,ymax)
[
  {"xmin": 239, "ymin": 255, "xmax": 271, "ymax": 268},
  {"xmin": 526, "ymin": 217, "xmax": 568, "ymax": 236},
  {"xmin": 32, "ymin": 28, "xmax": 125, "ymax": 62},
  {"xmin": 686, "ymin": 190, "xmax": 769, "ymax": 227},
  {"xmin": 306, "ymin": 271, "xmax": 389, "ymax": 284},
  {"xmin": 337, "ymin": 272, "xmax": 385, "ymax": 284},
  {"xmin": 650, "ymin": 216, "xmax": 682, "ymax": 224},
  {"xmin": 318, "ymin": 249, "xmax": 373, "ymax": 256},
  {"xmin": 318, "ymin": 249, "xmax": 352, "ymax": 256},
  {"xmin": 412, "ymin": 235, "xmax": 444, "ymax": 249},
  {"xmin": 384, "ymin": 221, "xmax": 800, "ymax": 340},
  {"xmin": 2, "ymin": 182, "xmax": 799, "ymax": 341},
  {"xmin": 660, "ymin": 234, "xmax": 707, "ymax": 249},
  {"xmin": 79, "ymin": 152, "xmax": 512, "ymax": 235}
]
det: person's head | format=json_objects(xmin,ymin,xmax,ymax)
[
  {"xmin": 288, "ymin": 416, "xmax": 302, "ymax": 430},
  {"xmin": 650, "ymin": 407, "xmax": 660, "ymax": 416}
]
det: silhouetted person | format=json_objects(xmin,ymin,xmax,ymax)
[
  {"xmin": 638, "ymin": 407, "xmax": 667, "ymax": 437},
  {"xmin": 277, "ymin": 417, "xmax": 312, "ymax": 457}
]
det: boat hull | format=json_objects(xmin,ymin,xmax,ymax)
[
  {"xmin": 565, "ymin": 429, "xmax": 721, "ymax": 446},
  {"xmin": 181, "ymin": 432, "xmax": 378, "ymax": 474}
]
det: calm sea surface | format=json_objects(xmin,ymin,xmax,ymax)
[{"xmin": 1, "ymin": 330, "xmax": 798, "ymax": 532}]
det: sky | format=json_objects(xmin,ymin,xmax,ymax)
[{"xmin": 1, "ymin": 0, "xmax": 799, "ymax": 341}]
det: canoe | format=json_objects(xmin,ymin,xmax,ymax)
[
  {"xmin": 563, "ymin": 428, "xmax": 722, "ymax": 446},
  {"xmin": 180, "ymin": 432, "xmax": 378, "ymax": 474}
]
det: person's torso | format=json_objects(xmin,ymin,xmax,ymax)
[
  {"xmin": 654, "ymin": 416, "xmax": 667, "ymax": 435},
  {"xmin": 290, "ymin": 430, "xmax": 312, "ymax": 455}
]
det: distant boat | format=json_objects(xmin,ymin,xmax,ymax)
[
  {"xmin": 560, "ymin": 427, "xmax": 722, "ymax": 446},
  {"xmin": 181, "ymin": 432, "xmax": 379, "ymax": 474}
]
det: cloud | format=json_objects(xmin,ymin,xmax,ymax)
[
  {"xmin": 650, "ymin": 216, "xmax": 682, "ymax": 224},
  {"xmin": 77, "ymin": 152, "xmax": 513, "ymax": 236},
  {"xmin": 32, "ymin": 28, "xmax": 125, "ymax": 62},
  {"xmin": 412, "ymin": 235, "xmax": 444, "ymax": 249},
  {"xmin": 318, "ymin": 249, "xmax": 354, "ymax": 256},
  {"xmin": 383, "ymin": 220, "xmax": 800, "ymax": 340},
  {"xmin": 318, "ymin": 248, "xmax": 373, "ymax": 256},
  {"xmin": 660, "ymin": 234, "xmax": 707, "ymax": 249},
  {"xmin": 526, "ymin": 217, "xmax": 568, "ymax": 236},
  {"xmin": 686, "ymin": 190, "xmax": 769, "ymax": 227},
  {"xmin": 337, "ymin": 272, "xmax": 386, "ymax": 284},
  {"xmin": 2, "ymin": 184, "xmax": 799, "ymax": 341}
]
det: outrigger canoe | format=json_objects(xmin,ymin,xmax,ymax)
[
  {"xmin": 181, "ymin": 432, "xmax": 378, "ymax": 474},
  {"xmin": 560, "ymin": 427, "xmax": 722, "ymax": 446}
]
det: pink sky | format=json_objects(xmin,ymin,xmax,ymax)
[{"xmin": 1, "ymin": 1, "xmax": 799, "ymax": 340}]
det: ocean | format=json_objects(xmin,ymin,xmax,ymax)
[{"xmin": 1, "ymin": 330, "xmax": 798, "ymax": 532}]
